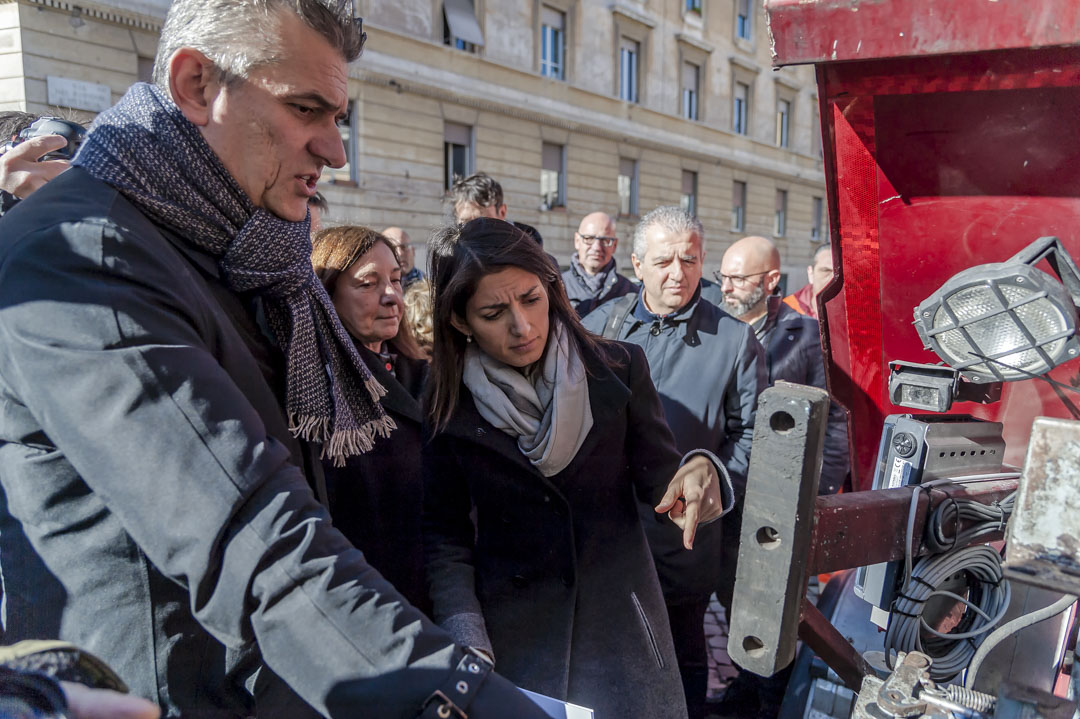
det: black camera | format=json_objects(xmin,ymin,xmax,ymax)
[{"xmin": 3, "ymin": 117, "xmax": 87, "ymax": 161}]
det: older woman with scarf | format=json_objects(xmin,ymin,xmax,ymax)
[
  {"xmin": 312, "ymin": 225, "xmax": 431, "ymax": 612},
  {"xmin": 422, "ymin": 218, "xmax": 735, "ymax": 718}
]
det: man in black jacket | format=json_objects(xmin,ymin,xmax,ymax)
[
  {"xmin": 718, "ymin": 235, "xmax": 849, "ymax": 495},
  {"xmin": 583, "ymin": 206, "xmax": 766, "ymax": 719},
  {"xmin": 0, "ymin": 2, "xmax": 549, "ymax": 718},
  {"xmin": 561, "ymin": 211, "xmax": 635, "ymax": 316}
]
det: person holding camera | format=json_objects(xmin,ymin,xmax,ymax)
[{"xmin": 0, "ymin": 112, "xmax": 83, "ymax": 215}]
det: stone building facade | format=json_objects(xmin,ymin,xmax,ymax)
[{"xmin": 0, "ymin": 0, "xmax": 826, "ymax": 281}]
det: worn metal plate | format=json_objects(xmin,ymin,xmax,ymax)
[
  {"xmin": 1004, "ymin": 417, "xmax": 1080, "ymax": 595},
  {"xmin": 728, "ymin": 382, "xmax": 829, "ymax": 676}
]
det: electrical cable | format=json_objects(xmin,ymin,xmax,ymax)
[
  {"xmin": 885, "ymin": 544, "xmax": 1011, "ymax": 681},
  {"xmin": 926, "ymin": 490, "xmax": 1015, "ymax": 553},
  {"xmin": 964, "ymin": 593, "xmax": 1077, "ymax": 690}
]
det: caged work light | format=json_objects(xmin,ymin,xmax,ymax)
[{"xmin": 913, "ymin": 236, "xmax": 1080, "ymax": 384}]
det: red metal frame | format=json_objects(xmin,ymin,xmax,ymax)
[{"xmin": 767, "ymin": 1, "xmax": 1080, "ymax": 488}]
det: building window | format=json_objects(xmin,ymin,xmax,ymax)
[
  {"xmin": 811, "ymin": 196, "xmax": 824, "ymax": 242},
  {"xmin": 444, "ymin": 0, "xmax": 484, "ymax": 52},
  {"xmin": 733, "ymin": 81, "xmax": 749, "ymax": 135},
  {"xmin": 540, "ymin": 6, "xmax": 566, "ymax": 80},
  {"xmin": 619, "ymin": 37, "xmax": 639, "ymax": 103},
  {"xmin": 680, "ymin": 170, "xmax": 698, "ymax": 216},
  {"xmin": 736, "ymin": 0, "xmax": 752, "ymax": 40},
  {"xmin": 541, "ymin": 142, "xmax": 565, "ymax": 209},
  {"xmin": 681, "ymin": 62, "xmax": 699, "ymax": 121},
  {"xmin": 444, "ymin": 122, "xmax": 473, "ymax": 191},
  {"xmin": 328, "ymin": 100, "xmax": 356, "ymax": 184},
  {"xmin": 732, "ymin": 181, "xmax": 746, "ymax": 231},
  {"xmin": 686, "ymin": 0, "xmax": 702, "ymax": 14},
  {"xmin": 776, "ymin": 98, "xmax": 790, "ymax": 148},
  {"xmin": 774, "ymin": 189, "xmax": 788, "ymax": 237},
  {"xmin": 618, "ymin": 157, "xmax": 638, "ymax": 217}
]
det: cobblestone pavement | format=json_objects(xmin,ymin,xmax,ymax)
[{"xmin": 705, "ymin": 594, "xmax": 739, "ymax": 698}]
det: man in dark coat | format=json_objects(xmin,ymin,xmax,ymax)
[
  {"xmin": 0, "ymin": 2, "xmax": 549, "ymax": 718},
  {"xmin": 718, "ymin": 236, "xmax": 849, "ymax": 495},
  {"xmin": 583, "ymin": 206, "xmax": 766, "ymax": 719},
  {"xmin": 561, "ymin": 211, "xmax": 635, "ymax": 316}
]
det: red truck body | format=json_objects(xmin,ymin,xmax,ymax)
[{"xmin": 766, "ymin": 0, "xmax": 1080, "ymax": 487}]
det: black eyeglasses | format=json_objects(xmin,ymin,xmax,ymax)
[
  {"xmin": 577, "ymin": 234, "xmax": 618, "ymax": 247},
  {"xmin": 714, "ymin": 270, "xmax": 769, "ymax": 288}
]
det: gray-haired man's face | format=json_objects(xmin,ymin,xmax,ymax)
[{"xmin": 198, "ymin": 12, "xmax": 349, "ymax": 223}]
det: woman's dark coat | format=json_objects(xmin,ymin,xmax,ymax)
[
  {"xmin": 324, "ymin": 344, "xmax": 430, "ymax": 613},
  {"xmin": 422, "ymin": 341, "xmax": 688, "ymax": 718}
]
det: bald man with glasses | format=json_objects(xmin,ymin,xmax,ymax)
[{"xmin": 562, "ymin": 211, "xmax": 636, "ymax": 317}]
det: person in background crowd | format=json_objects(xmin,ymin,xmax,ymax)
[
  {"xmin": 383, "ymin": 226, "xmax": 424, "ymax": 287},
  {"xmin": 312, "ymin": 225, "xmax": 431, "ymax": 614},
  {"xmin": 448, "ymin": 171, "xmax": 546, "ymax": 247},
  {"xmin": 0, "ymin": 111, "xmax": 74, "ymax": 215},
  {"xmin": 561, "ymin": 211, "xmax": 635, "ymax": 317},
  {"xmin": 308, "ymin": 190, "xmax": 328, "ymax": 235},
  {"xmin": 423, "ymin": 217, "xmax": 731, "ymax": 719},
  {"xmin": 404, "ymin": 278, "xmax": 434, "ymax": 358},
  {"xmin": 582, "ymin": 206, "xmax": 764, "ymax": 719},
  {"xmin": 719, "ymin": 236, "xmax": 848, "ymax": 495},
  {"xmin": 785, "ymin": 242, "xmax": 835, "ymax": 319},
  {"xmin": 0, "ymin": 0, "xmax": 549, "ymax": 716}
]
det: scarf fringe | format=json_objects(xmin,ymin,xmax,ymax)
[
  {"xmin": 324, "ymin": 415, "xmax": 398, "ymax": 467},
  {"xmin": 289, "ymin": 412, "xmax": 398, "ymax": 467},
  {"xmin": 366, "ymin": 375, "xmax": 388, "ymax": 402},
  {"xmin": 289, "ymin": 413, "xmax": 332, "ymax": 443}
]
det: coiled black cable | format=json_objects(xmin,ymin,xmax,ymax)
[{"xmin": 885, "ymin": 544, "xmax": 1011, "ymax": 682}]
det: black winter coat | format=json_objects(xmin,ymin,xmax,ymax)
[
  {"xmin": 0, "ymin": 168, "xmax": 547, "ymax": 718},
  {"xmin": 324, "ymin": 344, "xmax": 430, "ymax": 613},
  {"xmin": 422, "ymin": 341, "xmax": 687, "ymax": 719}
]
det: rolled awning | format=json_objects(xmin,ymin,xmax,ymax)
[{"xmin": 444, "ymin": 0, "xmax": 485, "ymax": 47}]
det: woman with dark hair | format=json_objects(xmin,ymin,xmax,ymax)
[
  {"xmin": 312, "ymin": 225, "xmax": 430, "ymax": 612},
  {"xmin": 422, "ymin": 218, "xmax": 734, "ymax": 718}
]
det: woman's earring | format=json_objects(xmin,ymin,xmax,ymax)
[{"xmin": 466, "ymin": 334, "xmax": 473, "ymax": 343}]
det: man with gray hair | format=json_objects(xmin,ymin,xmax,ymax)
[
  {"xmin": 0, "ymin": 1, "xmax": 548, "ymax": 717},
  {"xmin": 583, "ymin": 205, "xmax": 765, "ymax": 719}
]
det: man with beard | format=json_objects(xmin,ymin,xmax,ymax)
[
  {"xmin": 561, "ymin": 211, "xmax": 635, "ymax": 317},
  {"xmin": 0, "ymin": 1, "xmax": 552, "ymax": 717},
  {"xmin": 583, "ymin": 206, "xmax": 764, "ymax": 719},
  {"xmin": 717, "ymin": 235, "xmax": 848, "ymax": 495}
]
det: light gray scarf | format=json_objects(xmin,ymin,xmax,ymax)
[{"xmin": 463, "ymin": 322, "xmax": 593, "ymax": 477}]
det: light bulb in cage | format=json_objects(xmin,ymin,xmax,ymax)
[{"xmin": 913, "ymin": 236, "xmax": 1080, "ymax": 383}]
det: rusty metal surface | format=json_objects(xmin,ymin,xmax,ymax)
[
  {"xmin": 728, "ymin": 382, "xmax": 830, "ymax": 677},
  {"xmin": 1004, "ymin": 417, "xmax": 1080, "ymax": 595},
  {"xmin": 765, "ymin": 0, "xmax": 1080, "ymax": 67},
  {"xmin": 809, "ymin": 479, "xmax": 1018, "ymax": 575},
  {"xmin": 798, "ymin": 601, "xmax": 875, "ymax": 692}
]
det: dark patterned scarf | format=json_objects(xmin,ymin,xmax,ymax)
[
  {"xmin": 74, "ymin": 83, "xmax": 394, "ymax": 465},
  {"xmin": 569, "ymin": 253, "xmax": 616, "ymax": 297}
]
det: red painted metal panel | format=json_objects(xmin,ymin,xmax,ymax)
[
  {"xmin": 766, "ymin": 0, "xmax": 1080, "ymax": 68},
  {"xmin": 816, "ymin": 46, "xmax": 1080, "ymax": 489}
]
